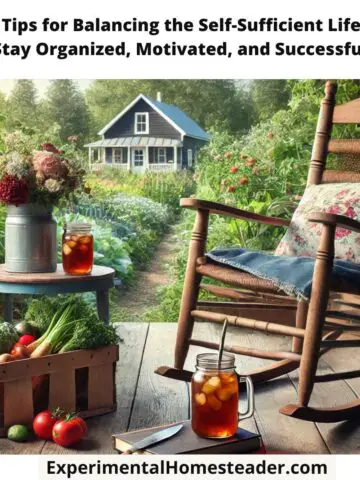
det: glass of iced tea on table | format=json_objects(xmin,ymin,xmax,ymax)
[
  {"xmin": 191, "ymin": 353, "xmax": 254, "ymax": 438},
  {"xmin": 62, "ymin": 223, "xmax": 94, "ymax": 275}
]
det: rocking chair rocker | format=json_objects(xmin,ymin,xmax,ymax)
[{"xmin": 156, "ymin": 80, "xmax": 360, "ymax": 423}]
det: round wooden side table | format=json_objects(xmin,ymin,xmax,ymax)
[{"xmin": 0, "ymin": 264, "xmax": 115, "ymax": 325}]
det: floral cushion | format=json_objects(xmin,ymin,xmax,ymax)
[{"xmin": 275, "ymin": 183, "xmax": 360, "ymax": 263}]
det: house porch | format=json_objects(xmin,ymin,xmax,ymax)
[{"xmin": 86, "ymin": 137, "xmax": 182, "ymax": 173}]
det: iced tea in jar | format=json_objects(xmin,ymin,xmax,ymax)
[
  {"xmin": 62, "ymin": 223, "xmax": 94, "ymax": 275},
  {"xmin": 191, "ymin": 353, "xmax": 254, "ymax": 438}
]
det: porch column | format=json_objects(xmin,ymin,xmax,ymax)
[
  {"xmin": 88, "ymin": 147, "xmax": 92, "ymax": 171},
  {"xmin": 173, "ymin": 146, "xmax": 178, "ymax": 171},
  {"xmin": 146, "ymin": 146, "xmax": 149, "ymax": 171},
  {"xmin": 102, "ymin": 148, "xmax": 106, "ymax": 164},
  {"xmin": 127, "ymin": 146, "xmax": 131, "ymax": 171}
]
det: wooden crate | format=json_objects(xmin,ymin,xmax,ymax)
[{"xmin": 0, "ymin": 345, "xmax": 119, "ymax": 437}]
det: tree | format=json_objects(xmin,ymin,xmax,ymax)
[
  {"xmin": 86, "ymin": 80, "xmax": 253, "ymax": 136},
  {"xmin": 44, "ymin": 80, "xmax": 90, "ymax": 143},
  {"xmin": 6, "ymin": 80, "xmax": 38, "ymax": 129},
  {"xmin": 251, "ymin": 80, "xmax": 291, "ymax": 121}
]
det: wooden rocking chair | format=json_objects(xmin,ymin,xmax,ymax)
[{"xmin": 156, "ymin": 80, "xmax": 360, "ymax": 423}]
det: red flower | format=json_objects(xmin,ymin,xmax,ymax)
[
  {"xmin": 227, "ymin": 185, "xmax": 236, "ymax": 193},
  {"xmin": 41, "ymin": 143, "xmax": 59, "ymax": 154},
  {"xmin": 0, "ymin": 175, "xmax": 29, "ymax": 205},
  {"xmin": 267, "ymin": 132, "xmax": 274, "ymax": 139},
  {"xmin": 230, "ymin": 166, "xmax": 238, "ymax": 174}
]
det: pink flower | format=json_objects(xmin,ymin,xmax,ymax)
[
  {"xmin": 33, "ymin": 151, "xmax": 67, "ymax": 179},
  {"xmin": 344, "ymin": 206, "xmax": 356, "ymax": 218},
  {"xmin": 325, "ymin": 205, "xmax": 340, "ymax": 215},
  {"xmin": 335, "ymin": 228, "xmax": 352, "ymax": 239},
  {"xmin": 335, "ymin": 189, "xmax": 350, "ymax": 199}
]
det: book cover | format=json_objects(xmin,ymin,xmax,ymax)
[{"xmin": 112, "ymin": 420, "xmax": 261, "ymax": 454}]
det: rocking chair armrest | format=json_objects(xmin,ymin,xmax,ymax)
[
  {"xmin": 308, "ymin": 212, "xmax": 360, "ymax": 234},
  {"xmin": 180, "ymin": 198, "xmax": 290, "ymax": 227}
]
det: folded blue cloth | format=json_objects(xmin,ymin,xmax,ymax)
[{"xmin": 206, "ymin": 248, "xmax": 360, "ymax": 301}]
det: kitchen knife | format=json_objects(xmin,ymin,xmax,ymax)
[{"xmin": 122, "ymin": 423, "xmax": 184, "ymax": 454}]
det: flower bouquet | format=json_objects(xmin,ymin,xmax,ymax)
[
  {"xmin": 0, "ymin": 133, "xmax": 84, "ymax": 206},
  {"xmin": 0, "ymin": 132, "xmax": 85, "ymax": 273}
]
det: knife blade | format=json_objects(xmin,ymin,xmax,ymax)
[{"xmin": 122, "ymin": 423, "xmax": 184, "ymax": 454}]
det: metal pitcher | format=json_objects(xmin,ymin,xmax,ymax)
[{"xmin": 4, "ymin": 204, "xmax": 57, "ymax": 273}]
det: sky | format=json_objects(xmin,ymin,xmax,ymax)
[{"xmin": 0, "ymin": 80, "xmax": 93, "ymax": 97}]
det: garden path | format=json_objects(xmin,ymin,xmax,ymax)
[{"xmin": 112, "ymin": 228, "xmax": 179, "ymax": 320}]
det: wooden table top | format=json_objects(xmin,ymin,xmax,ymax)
[
  {"xmin": 0, "ymin": 265, "xmax": 115, "ymax": 294},
  {"xmin": 0, "ymin": 264, "xmax": 114, "ymax": 284}
]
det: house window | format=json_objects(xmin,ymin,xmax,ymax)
[
  {"xmin": 113, "ymin": 148, "xmax": 126, "ymax": 164},
  {"xmin": 134, "ymin": 149, "xmax": 144, "ymax": 166},
  {"xmin": 158, "ymin": 148, "xmax": 167, "ymax": 164},
  {"xmin": 135, "ymin": 112, "xmax": 149, "ymax": 134},
  {"xmin": 187, "ymin": 149, "xmax": 193, "ymax": 167}
]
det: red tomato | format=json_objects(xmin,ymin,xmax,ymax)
[
  {"xmin": 52, "ymin": 416, "xmax": 86, "ymax": 447},
  {"xmin": 239, "ymin": 176, "xmax": 249, "ymax": 186},
  {"xmin": 72, "ymin": 417, "xmax": 87, "ymax": 435},
  {"xmin": 33, "ymin": 410, "xmax": 63, "ymax": 440},
  {"xmin": 18, "ymin": 335, "xmax": 36, "ymax": 346}
]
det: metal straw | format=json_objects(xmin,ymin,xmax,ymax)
[{"xmin": 218, "ymin": 318, "xmax": 228, "ymax": 369}]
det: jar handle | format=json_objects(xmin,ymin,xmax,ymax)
[{"xmin": 238, "ymin": 376, "xmax": 255, "ymax": 421}]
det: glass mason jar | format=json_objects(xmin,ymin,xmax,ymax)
[
  {"xmin": 191, "ymin": 353, "xmax": 254, "ymax": 439},
  {"xmin": 62, "ymin": 223, "xmax": 94, "ymax": 275}
]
